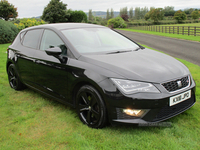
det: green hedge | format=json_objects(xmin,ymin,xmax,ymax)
[
  {"xmin": 14, "ymin": 18, "xmax": 46, "ymax": 31},
  {"xmin": 0, "ymin": 19, "xmax": 18, "ymax": 44},
  {"xmin": 107, "ymin": 17, "xmax": 127, "ymax": 28},
  {"xmin": 127, "ymin": 19, "xmax": 200, "ymax": 27}
]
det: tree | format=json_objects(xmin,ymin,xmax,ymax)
[
  {"xmin": 111, "ymin": 8, "xmax": 114, "ymax": 18},
  {"xmin": 184, "ymin": 8, "xmax": 194, "ymax": 15},
  {"xmin": 41, "ymin": 0, "xmax": 69, "ymax": 23},
  {"xmin": 106, "ymin": 9, "xmax": 110, "ymax": 20},
  {"xmin": 150, "ymin": 7, "xmax": 155, "ymax": 11},
  {"xmin": 144, "ymin": 12, "xmax": 150, "ymax": 21},
  {"xmin": 67, "ymin": 10, "xmax": 87, "ymax": 23},
  {"xmin": 174, "ymin": 10, "xmax": 187, "ymax": 23},
  {"xmin": 94, "ymin": 16, "xmax": 103, "ymax": 22},
  {"xmin": 150, "ymin": 8, "xmax": 164, "ymax": 23},
  {"xmin": 140, "ymin": 7, "xmax": 149, "ymax": 19},
  {"xmin": 88, "ymin": 9, "xmax": 93, "ymax": 21},
  {"xmin": 0, "ymin": 0, "xmax": 18, "ymax": 21},
  {"xmin": 120, "ymin": 7, "xmax": 128, "ymax": 16},
  {"xmin": 191, "ymin": 10, "xmax": 199, "ymax": 20},
  {"xmin": 134, "ymin": 7, "xmax": 141, "ymax": 20},
  {"xmin": 120, "ymin": 7, "xmax": 128, "ymax": 21},
  {"xmin": 164, "ymin": 6, "xmax": 175, "ymax": 16},
  {"xmin": 144, "ymin": 7, "xmax": 155, "ymax": 21},
  {"xmin": 129, "ymin": 7, "xmax": 133, "ymax": 19},
  {"xmin": 121, "ymin": 14, "xmax": 129, "ymax": 21}
]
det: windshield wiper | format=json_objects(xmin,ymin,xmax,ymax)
[
  {"xmin": 107, "ymin": 50, "xmax": 132, "ymax": 54},
  {"xmin": 135, "ymin": 47, "xmax": 141, "ymax": 51}
]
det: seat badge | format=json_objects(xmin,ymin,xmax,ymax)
[{"xmin": 177, "ymin": 81, "xmax": 182, "ymax": 88}]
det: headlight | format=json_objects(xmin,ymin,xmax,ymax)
[{"xmin": 111, "ymin": 78, "xmax": 160, "ymax": 94}]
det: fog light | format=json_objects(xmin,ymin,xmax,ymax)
[{"xmin": 123, "ymin": 109, "xmax": 148, "ymax": 117}]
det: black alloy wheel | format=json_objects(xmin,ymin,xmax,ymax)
[
  {"xmin": 76, "ymin": 85, "xmax": 107, "ymax": 128},
  {"xmin": 8, "ymin": 64, "xmax": 24, "ymax": 90}
]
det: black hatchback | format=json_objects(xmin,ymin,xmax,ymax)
[{"xmin": 7, "ymin": 23, "xmax": 196, "ymax": 128}]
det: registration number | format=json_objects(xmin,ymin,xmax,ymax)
[{"xmin": 169, "ymin": 90, "xmax": 191, "ymax": 106}]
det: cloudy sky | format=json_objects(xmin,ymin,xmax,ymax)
[{"xmin": 8, "ymin": 0, "xmax": 200, "ymax": 18}]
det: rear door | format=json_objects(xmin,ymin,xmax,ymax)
[{"xmin": 16, "ymin": 29, "xmax": 43, "ymax": 86}]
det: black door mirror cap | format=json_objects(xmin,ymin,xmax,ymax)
[{"xmin": 45, "ymin": 47, "xmax": 62, "ymax": 56}]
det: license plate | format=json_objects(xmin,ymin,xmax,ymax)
[{"xmin": 169, "ymin": 90, "xmax": 191, "ymax": 106}]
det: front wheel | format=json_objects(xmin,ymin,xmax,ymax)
[
  {"xmin": 76, "ymin": 85, "xmax": 107, "ymax": 128},
  {"xmin": 8, "ymin": 64, "xmax": 25, "ymax": 90}
]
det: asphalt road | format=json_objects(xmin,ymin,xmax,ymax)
[{"xmin": 116, "ymin": 30, "xmax": 200, "ymax": 66}]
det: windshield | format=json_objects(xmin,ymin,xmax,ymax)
[{"xmin": 62, "ymin": 28, "xmax": 139, "ymax": 54}]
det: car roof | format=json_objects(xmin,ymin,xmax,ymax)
[
  {"xmin": 18, "ymin": 23, "xmax": 109, "ymax": 59},
  {"xmin": 22, "ymin": 23, "xmax": 107, "ymax": 31}
]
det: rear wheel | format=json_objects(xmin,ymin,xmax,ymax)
[
  {"xmin": 76, "ymin": 85, "xmax": 107, "ymax": 128},
  {"xmin": 8, "ymin": 64, "xmax": 24, "ymax": 90}
]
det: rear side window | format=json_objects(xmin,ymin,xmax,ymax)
[{"xmin": 23, "ymin": 29, "xmax": 42, "ymax": 49}]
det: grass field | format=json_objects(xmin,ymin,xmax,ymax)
[
  {"xmin": 121, "ymin": 22, "xmax": 200, "ymax": 41},
  {"xmin": 119, "ymin": 28, "xmax": 200, "ymax": 42},
  {"xmin": 0, "ymin": 43, "xmax": 200, "ymax": 149}
]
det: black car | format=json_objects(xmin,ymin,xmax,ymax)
[{"xmin": 7, "ymin": 23, "xmax": 196, "ymax": 128}]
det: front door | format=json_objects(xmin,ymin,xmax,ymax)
[{"xmin": 33, "ymin": 29, "xmax": 70, "ymax": 103}]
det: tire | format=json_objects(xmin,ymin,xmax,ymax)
[
  {"xmin": 8, "ymin": 64, "xmax": 24, "ymax": 90},
  {"xmin": 76, "ymin": 85, "xmax": 107, "ymax": 128}
]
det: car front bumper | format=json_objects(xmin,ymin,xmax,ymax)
[{"xmin": 100, "ymin": 79, "xmax": 196, "ymax": 125}]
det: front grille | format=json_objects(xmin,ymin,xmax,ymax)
[
  {"xmin": 162, "ymin": 76, "xmax": 190, "ymax": 92},
  {"xmin": 152, "ymin": 97, "xmax": 195, "ymax": 122}
]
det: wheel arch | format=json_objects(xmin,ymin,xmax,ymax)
[
  {"xmin": 71, "ymin": 79, "xmax": 107, "ymax": 109},
  {"xmin": 6, "ymin": 60, "xmax": 14, "ymax": 73}
]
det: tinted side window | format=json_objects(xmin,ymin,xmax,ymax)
[
  {"xmin": 23, "ymin": 29, "xmax": 42, "ymax": 49},
  {"xmin": 40, "ymin": 30, "xmax": 67, "ymax": 55}
]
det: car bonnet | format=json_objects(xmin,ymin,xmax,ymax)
[{"xmin": 79, "ymin": 49, "xmax": 189, "ymax": 83}]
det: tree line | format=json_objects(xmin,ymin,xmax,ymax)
[
  {"xmin": 0, "ymin": 0, "xmax": 200, "ymax": 25},
  {"xmin": 0, "ymin": 0, "xmax": 87, "ymax": 23},
  {"xmin": 87, "ymin": 6, "xmax": 200, "ymax": 24},
  {"xmin": 117, "ymin": 6, "xmax": 200, "ymax": 23}
]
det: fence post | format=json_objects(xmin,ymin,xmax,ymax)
[
  {"xmin": 194, "ymin": 27, "xmax": 196, "ymax": 36},
  {"xmin": 177, "ymin": 26, "xmax": 179, "ymax": 34},
  {"xmin": 182, "ymin": 27, "xmax": 184, "ymax": 35},
  {"xmin": 188, "ymin": 26, "xmax": 190, "ymax": 36}
]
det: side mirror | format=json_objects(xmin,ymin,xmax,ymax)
[{"xmin": 45, "ymin": 47, "xmax": 62, "ymax": 56}]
